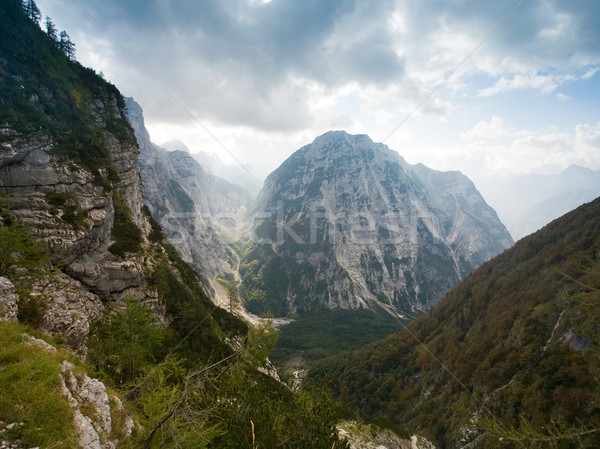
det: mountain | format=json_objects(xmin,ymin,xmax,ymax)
[
  {"xmin": 0, "ymin": 3, "xmax": 348, "ymax": 448},
  {"xmin": 127, "ymin": 98, "xmax": 249, "ymax": 298},
  {"xmin": 241, "ymin": 131, "xmax": 513, "ymax": 318},
  {"xmin": 191, "ymin": 150, "xmax": 263, "ymax": 197},
  {"xmin": 483, "ymin": 165, "xmax": 600, "ymax": 240},
  {"xmin": 160, "ymin": 138, "xmax": 191, "ymax": 153},
  {"xmin": 310, "ymin": 197, "xmax": 600, "ymax": 448},
  {"xmin": 160, "ymin": 139, "xmax": 262, "ymax": 197}
]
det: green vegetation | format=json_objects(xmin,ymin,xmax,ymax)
[
  {"xmin": 45, "ymin": 191, "xmax": 89, "ymax": 229},
  {"xmin": 108, "ymin": 190, "xmax": 143, "ymax": 257},
  {"xmin": 0, "ymin": 201, "xmax": 54, "ymax": 326},
  {"xmin": 0, "ymin": 0, "xmax": 136, "ymax": 181},
  {"xmin": 0, "ymin": 203, "xmax": 50, "ymax": 281},
  {"xmin": 92, "ymin": 212, "xmax": 347, "ymax": 447},
  {"xmin": 88, "ymin": 296, "xmax": 166, "ymax": 385},
  {"xmin": 271, "ymin": 307, "xmax": 406, "ymax": 371},
  {"xmin": 310, "ymin": 198, "xmax": 600, "ymax": 448},
  {"xmin": 0, "ymin": 322, "xmax": 77, "ymax": 448},
  {"xmin": 238, "ymin": 239, "xmax": 320, "ymax": 317}
]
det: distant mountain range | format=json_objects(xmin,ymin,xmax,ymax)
[
  {"xmin": 127, "ymin": 98, "xmax": 249, "ymax": 297},
  {"xmin": 161, "ymin": 139, "xmax": 262, "ymax": 197},
  {"xmin": 484, "ymin": 165, "xmax": 600, "ymax": 240}
]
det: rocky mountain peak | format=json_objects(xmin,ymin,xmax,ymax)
[{"xmin": 243, "ymin": 131, "xmax": 513, "ymax": 317}]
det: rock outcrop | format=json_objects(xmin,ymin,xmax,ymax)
[
  {"xmin": 0, "ymin": 277, "xmax": 18, "ymax": 322},
  {"xmin": 0, "ymin": 128, "xmax": 148, "ymax": 302},
  {"xmin": 21, "ymin": 333, "xmax": 135, "ymax": 449},
  {"xmin": 0, "ymin": 87, "xmax": 157, "ymax": 354},
  {"xmin": 60, "ymin": 360, "xmax": 135, "ymax": 449}
]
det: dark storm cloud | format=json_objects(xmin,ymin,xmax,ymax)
[
  {"xmin": 68, "ymin": 0, "xmax": 406, "ymax": 130},
  {"xmin": 403, "ymin": 0, "xmax": 600, "ymax": 67},
  {"xmin": 48, "ymin": 0, "xmax": 599, "ymax": 131}
]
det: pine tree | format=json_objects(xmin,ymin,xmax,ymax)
[
  {"xmin": 45, "ymin": 16, "xmax": 57, "ymax": 41},
  {"xmin": 59, "ymin": 30, "xmax": 75, "ymax": 60},
  {"xmin": 227, "ymin": 287, "xmax": 240, "ymax": 314},
  {"xmin": 22, "ymin": 0, "xmax": 41, "ymax": 24}
]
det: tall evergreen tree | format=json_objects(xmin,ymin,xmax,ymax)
[
  {"xmin": 59, "ymin": 30, "xmax": 75, "ymax": 60},
  {"xmin": 22, "ymin": 0, "xmax": 41, "ymax": 24},
  {"xmin": 45, "ymin": 16, "xmax": 57, "ymax": 41}
]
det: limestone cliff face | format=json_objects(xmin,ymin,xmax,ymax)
[
  {"xmin": 0, "ymin": 125, "xmax": 148, "ymax": 301},
  {"xmin": 243, "ymin": 131, "xmax": 513, "ymax": 317},
  {"xmin": 126, "ymin": 98, "xmax": 249, "ymax": 285},
  {"xmin": 0, "ymin": 100, "xmax": 155, "ymax": 352}
]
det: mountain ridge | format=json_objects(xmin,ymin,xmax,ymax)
[{"xmin": 483, "ymin": 164, "xmax": 600, "ymax": 239}]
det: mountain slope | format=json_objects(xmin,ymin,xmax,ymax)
[
  {"xmin": 310, "ymin": 197, "xmax": 600, "ymax": 448},
  {"xmin": 127, "ymin": 98, "xmax": 248, "ymax": 291},
  {"xmin": 242, "ymin": 131, "xmax": 513, "ymax": 317}
]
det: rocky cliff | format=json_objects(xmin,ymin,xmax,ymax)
[
  {"xmin": 0, "ymin": 96, "xmax": 154, "ymax": 354},
  {"xmin": 126, "ymin": 98, "xmax": 249, "ymax": 297},
  {"xmin": 242, "ymin": 131, "xmax": 513, "ymax": 317}
]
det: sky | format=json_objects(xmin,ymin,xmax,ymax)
[{"xmin": 35, "ymin": 0, "xmax": 600, "ymax": 198}]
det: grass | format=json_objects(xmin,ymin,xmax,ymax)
[{"xmin": 0, "ymin": 322, "xmax": 78, "ymax": 448}]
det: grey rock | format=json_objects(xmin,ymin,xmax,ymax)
[
  {"xmin": 73, "ymin": 411, "xmax": 102, "ymax": 449},
  {"xmin": 0, "ymin": 101, "xmax": 152, "ymax": 304},
  {"xmin": 127, "ymin": 97, "xmax": 248, "ymax": 283},
  {"xmin": 0, "ymin": 133, "xmax": 52, "ymax": 169},
  {"xmin": 23, "ymin": 334, "xmax": 57, "ymax": 353},
  {"xmin": 246, "ymin": 131, "xmax": 513, "ymax": 316},
  {"xmin": 31, "ymin": 272, "xmax": 103, "ymax": 355},
  {"xmin": 564, "ymin": 329, "xmax": 593, "ymax": 351},
  {"xmin": 0, "ymin": 277, "xmax": 18, "ymax": 322},
  {"xmin": 61, "ymin": 360, "xmax": 134, "ymax": 449}
]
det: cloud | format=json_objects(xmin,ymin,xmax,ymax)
[
  {"xmin": 35, "ymin": 0, "xmax": 600, "ymax": 181},
  {"xmin": 461, "ymin": 116, "xmax": 508, "ymax": 141},
  {"xmin": 64, "ymin": 0, "xmax": 415, "ymax": 132},
  {"xmin": 478, "ymin": 72, "xmax": 579, "ymax": 97},
  {"xmin": 449, "ymin": 122, "xmax": 600, "ymax": 176}
]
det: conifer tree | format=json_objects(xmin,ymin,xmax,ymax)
[
  {"xmin": 45, "ymin": 16, "xmax": 57, "ymax": 41},
  {"xmin": 22, "ymin": 0, "xmax": 41, "ymax": 24},
  {"xmin": 59, "ymin": 30, "xmax": 75, "ymax": 60}
]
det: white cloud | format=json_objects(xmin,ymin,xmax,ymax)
[
  {"xmin": 34, "ymin": 0, "xmax": 600, "ymax": 187},
  {"xmin": 447, "ymin": 122, "xmax": 600, "ymax": 177},
  {"xmin": 582, "ymin": 67, "xmax": 599, "ymax": 79},
  {"xmin": 478, "ymin": 72, "xmax": 578, "ymax": 97},
  {"xmin": 461, "ymin": 116, "xmax": 508, "ymax": 141}
]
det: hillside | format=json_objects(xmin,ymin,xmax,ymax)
[
  {"xmin": 310, "ymin": 197, "xmax": 600, "ymax": 448},
  {"xmin": 0, "ymin": 2, "xmax": 348, "ymax": 448}
]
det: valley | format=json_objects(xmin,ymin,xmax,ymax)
[{"xmin": 1, "ymin": 1, "xmax": 599, "ymax": 448}]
